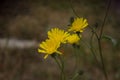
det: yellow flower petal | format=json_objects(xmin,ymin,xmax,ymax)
[
  {"xmin": 48, "ymin": 28, "xmax": 70, "ymax": 43},
  {"xmin": 38, "ymin": 49, "xmax": 46, "ymax": 53},
  {"xmin": 38, "ymin": 38, "xmax": 62, "ymax": 59},
  {"xmin": 68, "ymin": 17, "xmax": 88, "ymax": 32},
  {"xmin": 56, "ymin": 51, "xmax": 63, "ymax": 54},
  {"xmin": 67, "ymin": 34, "xmax": 80, "ymax": 44},
  {"xmin": 44, "ymin": 54, "xmax": 49, "ymax": 59}
]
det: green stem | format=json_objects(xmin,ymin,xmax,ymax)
[
  {"xmin": 98, "ymin": 0, "xmax": 111, "ymax": 80},
  {"xmin": 53, "ymin": 55, "xmax": 66, "ymax": 80},
  {"xmin": 71, "ymin": 72, "xmax": 79, "ymax": 80},
  {"xmin": 69, "ymin": 0, "xmax": 80, "ymax": 18},
  {"xmin": 90, "ymin": 32, "xmax": 100, "ymax": 67},
  {"xmin": 53, "ymin": 56, "xmax": 61, "ymax": 70},
  {"xmin": 90, "ymin": 25, "xmax": 108, "ymax": 80},
  {"xmin": 99, "ymin": 0, "xmax": 111, "ymax": 39},
  {"xmin": 73, "ymin": 45, "xmax": 79, "ymax": 71},
  {"xmin": 98, "ymin": 38, "xmax": 108, "ymax": 80},
  {"xmin": 89, "ymin": 25, "xmax": 108, "ymax": 79},
  {"xmin": 58, "ymin": 55, "xmax": 66, "ymax": 80}
]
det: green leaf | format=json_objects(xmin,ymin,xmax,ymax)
[{"xmin": 102, "ymin": 35, "xmax": 117, "ymax": 46}]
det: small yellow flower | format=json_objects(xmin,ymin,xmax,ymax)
[
  {"xmin": 68, "ymin": 17, "xmax": 88, "ymax": 32},
  {"xmin": 48, "ymin": 28, "xmax": 70, "ymax": 43},
  {"xmin": 67, "ymin": 34, "xmax": 80, "ymax": 44},
  {"xmin": 38, "ymin": 39, "xmax": 62, "ymax": 59}
]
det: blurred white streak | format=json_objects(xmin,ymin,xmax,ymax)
[{"xmin": 0, "ymin": 38, "xmax": 38, "ymax": 49}]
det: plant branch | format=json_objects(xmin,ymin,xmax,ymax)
[
  {"xmin": 98, "ymin": 0, "xmax": 111, "ymax": 80},
  {"xmin": 99, "ymin": 0, "xmax": 111, "ymax": 38},
  {"xmin": 69, "ymin": 0, "xmax": 80, "ymax": 18}
]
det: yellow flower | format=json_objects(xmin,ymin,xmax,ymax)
[
  {"xmin": 68, "ymin": 17, "xmax": 88, "ymax": 32},
  {"xmin": 48, "ymin": 28, "xmax": 70, "ymax": 43},
  {"xmin": 67, "ymin": 34, "xmax": 80, "ymax": 44},
  {"xmin": 38, "ymin": 39, "xmax": 62, "ymax": 59}
]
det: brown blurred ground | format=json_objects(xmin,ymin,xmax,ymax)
[{"xmin": 0, "ymin": 0, "xmax": 120, "ymax": 80}]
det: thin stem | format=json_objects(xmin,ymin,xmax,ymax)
[
  {"xmin": 58, "ymin": 55, "xmax": 66, "ymax": 80},
  {"xmin": 71, "ymin": 47, "xmax": 83, "ymax": 80},
  {"xmin": 89, "ymin": 25, "xmax": 108, "ymax": 78},
  {"xmin": 71, "ymin": 44, "xmax": 81, "ymax": 80},
  {"xmin": 99, "ymin": 0, "xmax": 111, "ymax": 38},
  {"xmin": 53, "ymin": 55, "xmax": 66, "ymax": 80},
  {"xmin": 98, "ymin": 39, "xmax": 108, "ymax": 80},
  {"xmin": 53, "ymin": 56, "xmax": 62, "ymax": 80},
  {"xmin": 73, "ymin": 47, "xmax": 79, "ymax": 72},
  {"xmin": 90, "ymin": 32, "xmax": 100, "ymax": 67},
  {"xmin": 89, "ymin": 26, "xmax": 99, "ymax": 39},
  {"xmin": 71, "ymin": 72, "xmax": 79, "ymax": 80},
  {"xmin": 53, "ymin": 56, "xmax": 61, "ymax": 71},
  {"xmin": 69, "ymin": 0, "xmax": 80, "ymax": 18},
  {"xmin": 97, "ymin": 0, "xmax": 111, "ymax": 80}
]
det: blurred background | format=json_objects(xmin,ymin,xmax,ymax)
[{"xmin": 0, "ymin": 0, "xmax": 120, "ymax": 80}]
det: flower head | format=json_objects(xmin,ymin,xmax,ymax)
[
  {"xmin": 38, "ymin": 39, "xmax": 62, "ymax": 59},
  {"xmin": 67, "ymin": 34, "xmax": 80, "ymax": 44},
  {"xmin": 48, "ymin": 28, "xmax": 70, "ymax": 43},
  {"xmin": 68, "ymin": 17, "xmax": 88, "ymax": 33}
]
